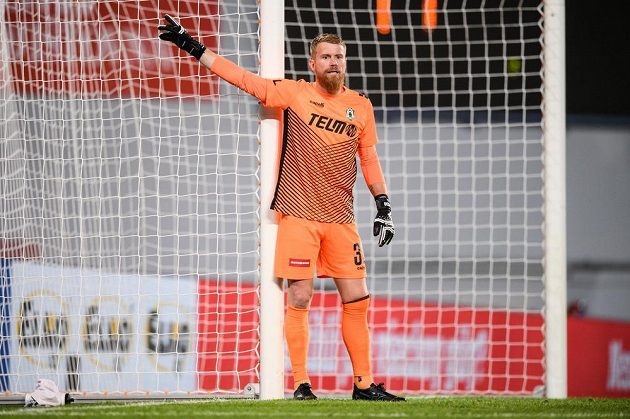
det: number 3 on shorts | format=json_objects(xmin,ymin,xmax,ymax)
[{"xmin": 353, "ymin": 243, "xmax": 363, "ymax": 266}]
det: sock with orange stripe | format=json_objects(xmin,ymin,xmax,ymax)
[
  {"xmin": 341, "ymin": 295, "xmax": 374, "ymax": 390},
  {"xmin": 285, "ymin": 304, "xmax": 310, "ymax": 389}
]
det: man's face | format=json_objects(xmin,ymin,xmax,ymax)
[{"xmin": 309, "ymin": 42, "xmax": 346, "ymax": 93}]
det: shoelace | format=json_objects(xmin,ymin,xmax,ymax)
[{"xmin": 374, "ymin": 383, "xmax": 398, "ymax": 398}]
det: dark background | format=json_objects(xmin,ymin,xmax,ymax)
[
  {"xmin": 566, "ymin": 1, "xmax": 630, "ymax": 116},
  {"xmin": 285, "ymin": 0, "xmax": 630, "ymax": 116}
]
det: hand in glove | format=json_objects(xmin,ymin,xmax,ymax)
[
  {"xmin": 373, "ymin": 194, "xmax": 394, "ymax": 247},
  {"xmin": 158, "ymin": 15, "xmax": 206, "ymax": 60}
]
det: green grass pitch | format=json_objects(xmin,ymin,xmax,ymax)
[{"xmin": 1, "ymin": 397, "xmax": 629, "ymax": 419}]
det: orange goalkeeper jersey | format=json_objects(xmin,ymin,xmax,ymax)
[{"xmin": 211, "ymin": 57, "xmax": 378, "ymax": 223}]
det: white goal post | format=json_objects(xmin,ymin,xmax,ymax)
[
  {"xmin": 0, "ymin": 0, "xmax": 565, "ymax": 400},
  {"xmin": 542, "ymin": 0, "xmax": 567, "ymax": 399},
  {"xmin": 258, "ymin": 0, "xmax": 286, "ymax": 401}
]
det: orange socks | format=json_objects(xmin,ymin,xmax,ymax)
[
  {"xmin": 342, "ymin": 295, "xmax": 374, "ymax": 390},
  {"xmin": 286, "ymin": 297, "xmax": 374, "ymax": 390},
  {"xmin": 285, "ymin": 305, "xmax": 310, "ymax": 389}
]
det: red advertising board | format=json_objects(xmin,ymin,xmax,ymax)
[
  {"xmin": 196, "ymin": 279, "xmax": 545, "ymax": 394},
  {"xmin": 4, "ymin": 1, "xmax": 218, "ymax": 98},
  {"xmin": 289, "ymin": 293, "xmax": 544, "ymax": 394},
  {"xmin": 568, "ymin": 317, "xmax": 630, "ymax": 397},
  {"xmin": 197, "ymin": 279, "xmax": 258, "ymax": 392},
  {"xmin": 196, "ymin": 278, "xmax": 630, "ymax": 396}
]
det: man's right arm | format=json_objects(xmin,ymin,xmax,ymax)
[
  {"xmin": 200, "ymin": 50, "xmax": 268, "ymax": 104},
  {"xmin": 199, "ymin": 49, "xmax": 218, "ymax": 69},
  {"xmin": 158, "ymin": 15, "xmax": 293, "ymax": 107}
]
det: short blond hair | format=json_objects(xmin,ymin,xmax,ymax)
[{"xmin": 309, "ymin": 33, "xmax": 346, "ymax": 59}]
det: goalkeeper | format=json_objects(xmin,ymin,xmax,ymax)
[{"xmin": 159, "ymin": 15, "xmax": 403, "ymax": 402}]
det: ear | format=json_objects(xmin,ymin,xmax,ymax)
[{"xmin": 308, "ymin": 58, "xmax": 315, "ymax": 73}]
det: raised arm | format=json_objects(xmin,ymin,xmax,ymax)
[
  {"xmin": 158, "ymin": 15, "xmax": 207, "ymax": 59},
  {"xmin": 158, "ymin": 15, "xmax": 291, "ymax": 106},
  {"xmin": 199, "ymin": 49, "xmax": 218, "ymax": 70}
]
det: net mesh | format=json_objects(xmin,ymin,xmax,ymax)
[
  {"xmin": 0, "ymin": 0, "xmax": 546, "ymax": 397},
  {"xmin": 0, "ymin": 0, "xmax": 260, "ymax": 395},
  {"xmin": 284, "ymin": 0, "xmax": 545, "ymax": 394}
]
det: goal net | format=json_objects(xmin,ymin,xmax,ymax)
[
  {"xmin": 0, "ymin": 0, "xmax": 552, "ymax": 398},
  {"xmin": 283, "ymin": 0, "xmax": 546, "ymax": 395},
  {"xmin": 0, "ymin": 0, "xmax": 260, "ymax": 396}
]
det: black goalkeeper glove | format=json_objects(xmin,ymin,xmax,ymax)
[
  {"xmin": 373, "ymin": 194, "xmax": 395, "ymax": 247},
  {"xmin": 158, "ymin": 15, "xmax": 206, "ymax": 60}
]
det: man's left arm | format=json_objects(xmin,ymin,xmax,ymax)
[{"xmin": 357, "ymin": 145, "xmax": 394, "ymax": 247}]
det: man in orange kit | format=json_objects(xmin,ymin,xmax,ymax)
[{"xmin": 159, "ymin": 15, "xmax": 404, "ymax": 401}]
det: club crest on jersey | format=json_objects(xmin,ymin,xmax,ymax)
[{"xmin": 346, "ymin": 107, "xmax": 355, "ymax": 121}]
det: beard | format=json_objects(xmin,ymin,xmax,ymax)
[{"xmin": 318, "ymin": 70, "xmax": 345, "ymax": 93}]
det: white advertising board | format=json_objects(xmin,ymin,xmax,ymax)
[{"xmin": 8, "ymin": 261, "xmax": 198, "ymax": 393}]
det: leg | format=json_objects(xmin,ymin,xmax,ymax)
[
  {"xmin": 287, "ymin": 278, "xmax": 314, "ymax": 309},
  {"xmin": 334, "ymin": 278, "xmax": 373, "ymax": 389},
  {"xmin": 334, "ymin": 277, "xmax": 368, "ymax": 303},
  {"xmin": 273, "ymin": 215, "xmax": 322, "ymax": 395},
  {"xmin": 317, "ymin": 221, "xmax": 373, "ymax": 390},
  {"xmin": 320, "ymin": 223, "xmax": 404, "ymax": 400},
  {"xmin": 285, "ymin": 278, "xmax": 312, "ymax": 389},
  {"xmin": 335, "ymin": 278, "xmax": 405, "ymax": 402}
]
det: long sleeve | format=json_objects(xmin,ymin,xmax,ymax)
[
  {"xmin": 358, "ymin": 145, "xmax": 385, "ymax": 187},
  {"xmin": 210, "ymin": 56, "xmax": 298, "ymax": 109}
]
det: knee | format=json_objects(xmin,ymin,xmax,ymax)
[
  {"xmin": 288, "ymin": 285, "xmax": 313, "ymax": 309},
  {"xmin": 290, "ymin": 291, "xmax": 312, "ymax": 309}
]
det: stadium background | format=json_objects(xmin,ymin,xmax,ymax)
[{"xmin": 0, "ymin": 0, "xmax": 629, "ymax": 399}]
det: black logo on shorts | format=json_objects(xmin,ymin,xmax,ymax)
[{"xmin": 353, "ymin": 243, "xmax": 363, "ymax": 266}]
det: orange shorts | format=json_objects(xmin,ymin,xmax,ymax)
[{"xmin": 274, "ymin": 215, "xmax": 367, "ymax": 280}]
